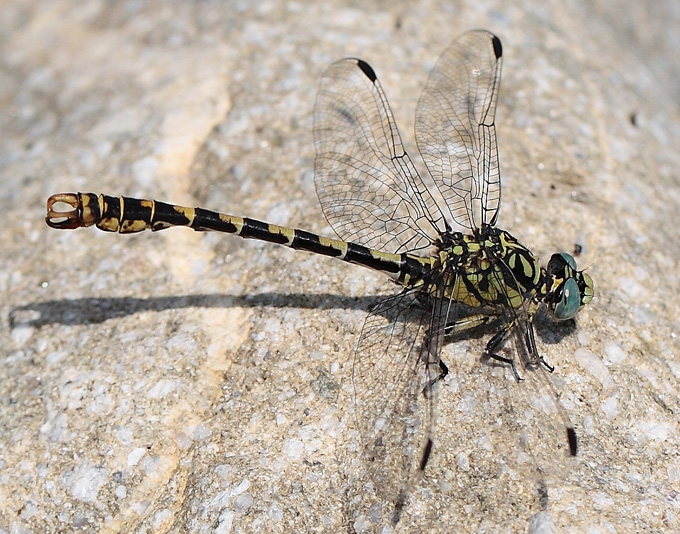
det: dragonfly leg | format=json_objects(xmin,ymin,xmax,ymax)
[
  {"xmin": 422, "ymin": 356, "xmax": 449, "ymax": 398},
  {"xmin": 483, "ymin": 320, "xmax": 525, "ymax": 381},
  {"xmin": 484, "ymin": 318, "xmax": 555, "ymax": 380},
  {"xmin": 523, "ymin": 320, "xmax": 554, "ymax": 372},
  {"xmin": 437, "ymin": 359, "xmax": 449, "ymax": 382}
]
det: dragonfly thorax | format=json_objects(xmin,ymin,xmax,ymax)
[
  {"xmin": 427, "ymin": 225, "xmax": 545, "ymax": 312},
  {"xmin": 416, "ymin": 225, "xmax": 593, "ymax": 322}
]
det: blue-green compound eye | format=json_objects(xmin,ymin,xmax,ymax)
[
  {"xmin": 559, "ymin": 252, "xmax": 577, "ymax": 270},
  {"xmin": 553, "ymin": 278, "xmax": 581, "ymax": 320}
]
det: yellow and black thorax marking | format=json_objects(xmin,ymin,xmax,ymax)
[{"xmin": 425, "ymin": 226, "xmax": 544, "ymax": 310}]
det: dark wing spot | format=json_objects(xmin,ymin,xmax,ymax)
[
  {"xmin": 492, "ymin": 34, "xmax": 502, "ymax": 58},
  {"xmin": 419, "ymin": 438, "xmax": 433, "ymax": 471},
  {"xmin": 567, "ymin": 427, "xmax": 578, "ymax": 456},
  {"xmin": 357, "ymin": 59, "xmax": 377, "ymax": 83}
]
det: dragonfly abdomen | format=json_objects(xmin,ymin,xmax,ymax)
[{"xmin": 46, "ymin": 192, "xmax": 434, "ymax": 282}]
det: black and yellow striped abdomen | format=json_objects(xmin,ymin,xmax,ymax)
[{"xmin": 46, "ymin": 193, "xmax": 435, "ymax": 286}]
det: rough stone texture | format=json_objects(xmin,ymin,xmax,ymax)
[{"xmin": 2, "ymin": 1, "xmax": 679, "ymax": 533}]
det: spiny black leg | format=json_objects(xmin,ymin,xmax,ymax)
[
  {"xmin": 438, "ymin": 359, "xmax": 448, "ymax": 379},
  {"xmin": 422, "ymin": 358, "xmax": 449, "ymax": 397},
  {"xmin": 524, "ymin": 321, "xmax": 554, "ymax": 372},
  {"xmin": 419, "ymin": 324, "xmax": 449, "ymax": 397},
  {"xmin": 539, "ymin": 356, "xmax": 554, "ymax": 373},
  {"xmin": 483, "ymin": 321, "xmax": 524, "ymax": 381},
  {"xmin": 486, "ymin": 350, "xmax": 524, "ymax": 381}
]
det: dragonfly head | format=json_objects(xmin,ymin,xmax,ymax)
[{"xmin": 544, "ymin": 252, "xmax": 594, "ymax": 321}]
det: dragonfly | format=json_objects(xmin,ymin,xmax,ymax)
[{"xmin": 45, "ymin": 30, "xmax": 594, "ymax": 524}]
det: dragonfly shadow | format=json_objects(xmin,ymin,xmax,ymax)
[
  {"xmin": 10, "ymin": 294, "xmax": 576, "ymax": 351},
  {"xmin": 9, "ymin": 293, "xmax": 383, "ymax": 329},
  {"xmin": 533, "ymin": 307, "xmax": 578, "ymax": 346}
]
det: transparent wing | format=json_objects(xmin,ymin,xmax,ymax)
[
  {"xmin": 314, "ymin": 58, "xmax": 446, "ymax": 254},
  {"xmin": 415, "ymin": 29, "xmax": 503, "ymax": 231},
  {"xmin": 350, "ymin": 285, "xmax": 450, "ymax": 523}
]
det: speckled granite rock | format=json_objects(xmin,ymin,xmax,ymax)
[{"xmin": 2, "ymin": 1, "xmax": 679, "ymax": 533}]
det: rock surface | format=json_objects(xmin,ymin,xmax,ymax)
[{"xmin": 2, "ymin": 1, "xmax": 679, "ymax": 533}]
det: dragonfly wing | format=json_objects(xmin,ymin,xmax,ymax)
[
  {"xmin": 415, "ymin": 29, "xmax": 503, "ymax": 231},
  {"xmin": 350, "ymin": 285, "xmax": 450, "ymax": 524},
  {"xmin": 314, "ymin": 58, "xmax": 446, "ymax": 254}
]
